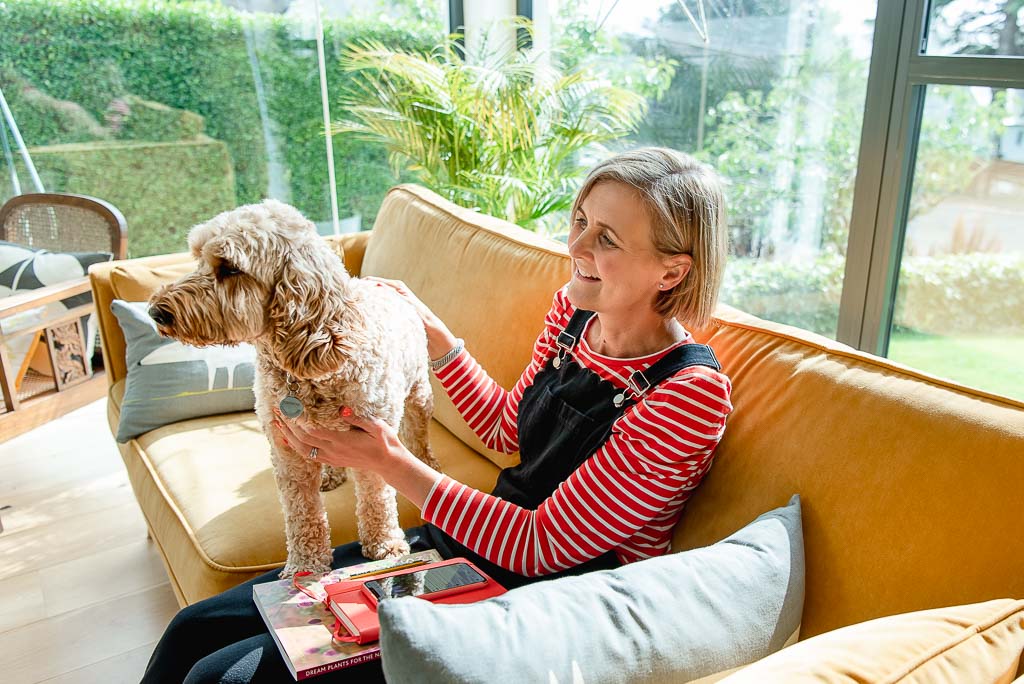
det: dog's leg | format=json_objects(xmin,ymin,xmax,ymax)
[
  {"xmin": 401, "ymin": 373, "xmax": 440, "ymax": 471},
  {"xmin": 320, "ymin": 464, "xmax": 347, "ymax": 491},
  {"xmin": 271, "ymin": 451, "xmax": 334, "ymax": 578},
  {"xmin": 353, "ymin": 469, "xmax": 410, "ymax": 560}
]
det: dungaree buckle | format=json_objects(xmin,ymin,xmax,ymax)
[
  {"xmin": 614, "ymin": 371, "xmax": 652, "ymax": 407},
  {"xmin": 553, "ymin": 331, "xmax": 576, "ymax": 369}
]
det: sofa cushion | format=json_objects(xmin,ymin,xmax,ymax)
[
  {"xmin": 111, "ymin": 299, "xmax": 257, "ymax": 442},
  {"xmin": 719, "ymin": 599, "xmax": 1024, "ymax": 683},
  {"xmin": 122, "ymin": 410, "xmax": 501, "ymax": 604},
  {"xmin": 110, "ymin": 260, "xmax": 194, "ymax": 302},
  {"xmin": 378, "ymin": 495, "xmax": 804, "ymax": 684},
  {"xmin": 362, "ymin": 185, "xmax": 572, "ymax": 469}
]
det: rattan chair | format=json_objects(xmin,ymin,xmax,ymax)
[
  {"xmin": 0, "ymin": 193, "xmax": 127, "ymax": 259},
  {"xmin": 0, "ymin": 193, "xmax": 127, "ymax": 437}
]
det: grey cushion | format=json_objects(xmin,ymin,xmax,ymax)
[
  {"xmin": 378, "ymin": 495, "xmax": 804, "ymax": 684},
  {"xmin": 111, "ymin": 299, "xmax": 257, "ymax": 442}
]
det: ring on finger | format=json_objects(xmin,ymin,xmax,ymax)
[{"xmin": 308, "ymin": 446, "xmax": 319, "ymax": 461}]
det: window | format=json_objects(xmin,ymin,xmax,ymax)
[
  {"xmin": 888, "ymin": 85, "xmax": 1024, "ymax": 397},
  {"xmin": 551, "ymin": 0, "xmax": 879, "ymax": 339},
  {"xmin": 0, "ymin": 0, "xmax": 445, "ymax": 257},
  {"xmin": 843, "ymin": 0, "xmax": 1024, "ymax": 400}
]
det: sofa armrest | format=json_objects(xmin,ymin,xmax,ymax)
[
  {"xmin": 326, "ymin": 231, "xmax": 372, "ymax": 276},
  {"xmin": 89, "ymin": 252, "xmax": 193, "ymax": 386}
]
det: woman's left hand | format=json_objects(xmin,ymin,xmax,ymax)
[{"xmin": 272, "ymin": 407, "xmax": 410, "ymax": 474}]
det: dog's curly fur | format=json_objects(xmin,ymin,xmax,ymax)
[{"xmin": 148, "ymin": 199, "xmax": 437, "ymax": 577}]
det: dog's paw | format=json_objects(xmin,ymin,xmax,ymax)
[
  {"xmin": 320, "ymin": 465, "xmax": 347, "ymax": 492},
  {"xmin": 362, "ymin": 538, "xmax": 411, "ymax": 560},
  {"xmin": 278, "ymin": 558, "xmax": 332, "ymax": 579}
]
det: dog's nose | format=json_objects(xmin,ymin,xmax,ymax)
[{"xmin": 148, "ymin": 305, "xmax": 174, "ymax": 327}]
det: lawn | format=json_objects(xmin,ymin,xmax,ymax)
[{"xmin": 888, "ymin": 331, "xmax": 1024, "ymax": 401}]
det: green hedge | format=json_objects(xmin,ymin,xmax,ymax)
[
  {"xmin": 896, "ymin": 254, "xmax": 1024, "ymax": 335},
  {"xmin": 722, "ymin": 254, "xmax": 1024, "ymax": 337},
  {"xmin": 721, "ymin": 255, "xmax": 845, "ymax": 336},
  {"xmin": 11, "ymin": 138, "xmax": 236, "ymax": 257},
  {"xmin": 0, "ymin": 0, "xmax": 437, "ymax": 243}
]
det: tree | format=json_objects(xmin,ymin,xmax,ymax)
[{"xmin": 928, "ymin": 0, "xmax": 1023, "ymax": 56}]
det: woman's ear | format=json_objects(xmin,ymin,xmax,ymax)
[
  {"xmin": 267, "ymin": 246, "xmax": 353, "ymax": 379},
  {"xmin": 661, "ymin": 254, "xmax": 693, "ymax": 291}
]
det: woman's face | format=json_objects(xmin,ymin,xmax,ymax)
[{"xmin": 566, "ymin": 181, "xmax": 687, "ymax": 318}]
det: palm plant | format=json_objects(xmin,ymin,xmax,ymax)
[{"xmin": 332, "ymin": 21, "xmax": 647, "ymax": 233}]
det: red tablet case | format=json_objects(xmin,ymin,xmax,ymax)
[{"xmin": 324, "ymin": 557, "xmax": 505, "ymax": 644}]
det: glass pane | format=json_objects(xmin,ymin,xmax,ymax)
[
  {"xmin": 889, "ymin": 85, "xmax": 1024, "ymax": 400},
  {"xmin": 0, "ymin": 1, "xmax": 445, "ymax": 258},
  {"xmin": 552, "ymin": 0, "xmax": 878, "ymax": 338},
  {"xmin": 924, "ymin": 0, "xmax": 1024, "ymax": 57}
]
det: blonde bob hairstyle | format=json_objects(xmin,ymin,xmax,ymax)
[{"xmin": 570, "ymin": 147, "xmax": 728, "ymax": 329}]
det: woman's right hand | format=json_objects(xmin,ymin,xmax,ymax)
[{"xmin": 365, "ymin": 276, "xmax": 459, "ymax": 360}]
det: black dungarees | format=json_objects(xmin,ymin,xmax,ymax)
[{"xmin": 425, "ymin": 307, "xmax": 721, "ymax": 589}]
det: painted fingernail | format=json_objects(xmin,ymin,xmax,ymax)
[{"xmin": 341, "ymin": 407, "xmax": 352, "ymax": 417}]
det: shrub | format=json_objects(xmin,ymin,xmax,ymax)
[
  {"xmin": 896, "ymin": 254, "xmax": 1024, "ymax": 335},
  {"xmin": 0, "ymin": 0, "xmax": 439, "ymax": 234},
  {"xmin": 720, "ymin": 253, "xmax": 1024, "ymax": 338},
  {"xmin": 11, "ymin": 138, "xmax": 237, "ymax": 257},
  {"xmin": 720, "ymin": 255, "xmax": 844, "ymax": 336}
]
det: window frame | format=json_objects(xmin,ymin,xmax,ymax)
[{"xmin": 839, "ymin": 0, "xmax": 1024, "ymax": 355}]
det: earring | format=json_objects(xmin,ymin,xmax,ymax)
[{"xmin": 657, "ymin": 284, "xmax": 664, "ymax": 290}]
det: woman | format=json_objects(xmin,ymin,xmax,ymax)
[{"xmin": 143, "ymin": 147, "xmax": 733, "ymax": 683}]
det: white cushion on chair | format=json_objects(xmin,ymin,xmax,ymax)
[{"xmin": 0, "ymin": 240, "xmax": 112, "ymax": 381}]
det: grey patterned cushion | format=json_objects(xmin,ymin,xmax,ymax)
[{"xmin": 111, "ymin": 299, "xmax": 257, "ymax": 442}]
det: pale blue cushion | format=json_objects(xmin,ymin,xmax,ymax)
[
  {"xmin": 379, "ymin": 495, "xmax": 804, "ymax": 684},
  {"xmin": 111, "ymin": 299, "xmax": 257, "ymax": 442}
]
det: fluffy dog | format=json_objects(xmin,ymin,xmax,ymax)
[{"xmin": 148, "ymin": 200, "xmax": 437, "ymax": 577}]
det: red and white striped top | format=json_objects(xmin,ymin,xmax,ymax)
[{"xmin": 422, "ymin": 286, "xmax": 733, "ymax": 577}]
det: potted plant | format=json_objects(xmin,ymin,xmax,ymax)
[{"xmin": 332, "ymin": 21, "xmax": 647, "ymax": 235}]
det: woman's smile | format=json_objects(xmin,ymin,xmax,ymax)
[{"xmin": 574, "ymin": 261, "xmax": 601, "ymax": 282}]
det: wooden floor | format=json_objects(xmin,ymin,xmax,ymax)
[{"xmin": 0, "ymin": 398, "xmax": 179, "ymax": 684}]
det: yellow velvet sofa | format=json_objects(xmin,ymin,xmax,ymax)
[{"xmin": 90, "ymin": 185, "xmax": 1024, "ymax": 678}]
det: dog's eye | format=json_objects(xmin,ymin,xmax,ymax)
[{"xmin": 217, "ymin": 262, "xmax": 242, "ymax": 279}]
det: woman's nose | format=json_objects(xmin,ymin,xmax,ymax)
[{"xmin": 568, "ymin": 230, "xmax": 590, "ymax": 258}]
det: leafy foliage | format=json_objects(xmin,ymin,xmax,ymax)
[
  {"xmin": 723, "ymin": 252, "xmax": 1024, "ymax": 337},
  {"xmin": 332, "ymin": 21, "xmax": 648, "ymax": 233},
  {"xmin": 895, "ymin": 253, "xmax": 1024, "ymax": 335}
]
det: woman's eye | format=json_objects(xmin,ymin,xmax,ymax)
[
  {"xmin": 573, "ymin": 217, "xmax": 586, "ymax": 229},
  {"xmin": 599, "ymin": 234, "xmax": 616, "ymax": 247}
]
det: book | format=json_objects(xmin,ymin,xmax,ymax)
[{"xmin": 253, "ymin": 549, "xmax": 443, "ymax": 680}]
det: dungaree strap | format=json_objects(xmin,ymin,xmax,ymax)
[
  {"xmin": 556, "ymin": 308, "xmax": 719, "ymax": 402},
  {"xmin": 555, "ymin": 308, "xmax": 597, "ymax": 352},
  {"xmin": 630, "ymin": 342, "xmax": 720, "ymax": 391}
]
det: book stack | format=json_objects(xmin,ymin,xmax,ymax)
[{"xmin": 253, "ymin": 549, "xmax": 443, "ymax": 680}]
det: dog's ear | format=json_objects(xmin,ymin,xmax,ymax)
[{"xmin": 268, "ymin": 243, "xmax": 355, "ymax": 379}]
